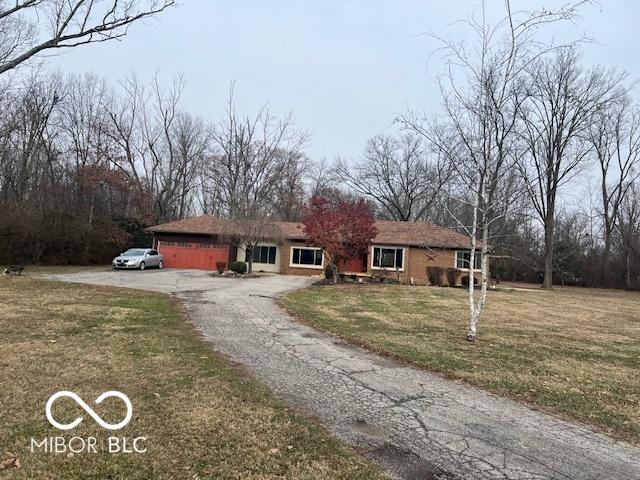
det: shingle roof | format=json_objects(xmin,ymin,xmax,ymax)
[
  {"xmin": 372, "ymin": 220, "xmax": 472, "ymax": 249},
  {"xmin": 146, "ymin": 215, "xmax": 472, "ymax": 249},
  {"xmin": 146, "ymin": 216, "xmax": 241, "ymax": 236},
  {"xmin": 272, "ymin": 221, "xmax": 306, "ymax": 240}
]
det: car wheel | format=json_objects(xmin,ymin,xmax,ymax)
[
  {"xmin": 139, "ymin": 262, "xmax": 146, "ymax": 271},
  {"xmin": 158, "ymin": 260, "xmax": 164, "ymax": 269}
]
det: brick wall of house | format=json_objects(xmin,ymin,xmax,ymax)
[
  {"xmin": 279, "ymin": 242, "xmax": 325, "ymax": 277},
  {"xmin": 365, "ymin": 246, "xmax": 484, "ymax": 286},
  {"xmin": 407, "ymin": 247, "xmax": 454, "ymax": 285},
  {"xmin": 277, "ymin": 242, "xmax": 486, "ymax": 284}
]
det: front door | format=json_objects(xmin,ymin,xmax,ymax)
[{"xmin": 339, "ymin": 253, "xmax": 367, "ymax": 273}]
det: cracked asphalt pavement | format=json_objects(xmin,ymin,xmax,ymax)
[{"xmin": 42, "ymin": 269, "xmax": 640, "ymax": 480}]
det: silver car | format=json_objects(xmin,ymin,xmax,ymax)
[{"xmin": 112, "ymin": 248, "xmax": 164, "ymax": 270}]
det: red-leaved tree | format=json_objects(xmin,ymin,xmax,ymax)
[{"xmin": 303, "ymin": 196, "xmax": 378, "ymax": 283}]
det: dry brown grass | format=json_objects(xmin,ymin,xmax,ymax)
[
  {"xmin": 0, "ymin": 277, "xmax": 383, "ymax": 479},
  {"xmin": 282, "ymin": 283, "xmax": 640, "ymax": 443},
  {"xmin": 20, "ymin": 265, "xmax": 111, "ymax": 274}
]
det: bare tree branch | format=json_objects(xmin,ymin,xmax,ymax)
[{"xmin": 0, "ymin": 0, "xmax": 174, "ymax": 75}]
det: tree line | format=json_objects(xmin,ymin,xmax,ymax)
[
  {"xmin": 0, "ymin": 0, "xmax": 638, "ymax": 293},
  {"xmin": 0, "ymin": 73, "xmax": 310, "ymax": 264}
]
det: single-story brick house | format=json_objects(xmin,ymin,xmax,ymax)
[{"xmin": 145, "ymin": 215, "xmax": 484, "ymax": 285}]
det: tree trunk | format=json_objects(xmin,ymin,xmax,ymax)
[
  {"xmin": 467, "ymin": 172, "xmax": 480, "ymax": 342},
  {"xmin": 245, "ymin": 244, "xmax": 253, "ymax": 274},
  {"xmin": 602, "ymin": 235, "xmax": 612, "ymax": 287},
  {"xmin": 601, "ymin": 177, "xmax": 613, "ymax": 287},
  {"xmin": 467, "ymin": 309, "xmax": 479, "ymax": 341},
  {"xmin": 124, "ymin": 189, "xmax": 131, "ymax": 218},
  {"xmin": 468, "ymin": 217, "xmax": 491, "ymax": 342},
  {"xmin": 626, "ymin": 251, "xmax": 632, "ymax": 289},
  {"xmin": 467, "ymin": 258, "xmax": 478, "ymax": 341},
  {"xmin": 84, "ymin": 189, "xmax": 96, "ymax": 264},
  {"xmin": 543, "ymin": 215, "xmax": 555, "ymax": 289}
]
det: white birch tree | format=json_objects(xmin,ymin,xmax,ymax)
[{"xmin": 402, "ymin": 0, "xmax": 588, "ymax": 341}]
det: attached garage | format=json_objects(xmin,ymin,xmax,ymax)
[
  {"xmin": 158, "ymin": 240, "xmax": 229, "ymax": 270},
  {"xmin": 146, "ymin": 217, "xmax": 240, "ymax": 271}
]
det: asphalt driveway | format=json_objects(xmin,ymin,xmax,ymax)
[{"xmin": 42, "ymin": 269, "xmax": 640, "ymax": 480}]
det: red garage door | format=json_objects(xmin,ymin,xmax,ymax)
[{"xmin": 158, "ymin": 241, "xmax": 229, "ymax": 270}]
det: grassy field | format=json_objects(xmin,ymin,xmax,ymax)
[
  {"xmin": 281, "ymin": 283, "xmax": 640, "ymax": 443},
  {"xmin": 0, "ymin": 276, "xmax": 383, "ymax": 479}
]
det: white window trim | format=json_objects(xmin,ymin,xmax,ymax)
[
  {"xmin": 289, "ymin": 246, "xmax": 324, "ymax": 269},
  {"xmin": 243, "ymin": 243, "xmax": 278, "ymax": 265},
  {"xmin": 371, "ymin": 245, "xmax": 405, "ymax": 272},
  {"xmin": 455, "ymin": 250, "xmax": 482, "ymax": 272}
]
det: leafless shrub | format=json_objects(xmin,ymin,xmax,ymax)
[
  {"xmin": 426, "ymin": 266, "xmax": 445, "ymax": 286},
  {"xmin": 445, "ymin": 268, "xmax": 458, "ymax": 287}
]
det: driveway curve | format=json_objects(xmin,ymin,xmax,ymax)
[{"xmin": 42, "ymin": 270, "xmax": 640, "ymax": 480}]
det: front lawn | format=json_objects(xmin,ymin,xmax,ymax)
[
  {"xmin": 0, "ymin": 277, "xmax": 383, "ymax": 479},
  {"xmin": 19, "ymin": 265, "xmax": 111, "ymax": 274},
  {"xmin": 281, "ymin": 284, "xmax": 640, "ymax": 443}
]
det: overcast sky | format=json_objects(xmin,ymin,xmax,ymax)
[{"xmin": 47, "ymin": 0, "xmax": 640, "ymax": 163}]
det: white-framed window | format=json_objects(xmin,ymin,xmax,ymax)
[
  {"xmin": 290, "ymin": 247, "xmax": 323, "ymax": 269},
  {"xmin": 371, "ymin": 246, "xmax": 404, "ymax": 271},
  {"xmin": 246, "ymin": 245, "xmax": 277, "ymax": 265},
  {"xmin": 455, "ymin": 250, "xmax": 482, "ymax": 270}
]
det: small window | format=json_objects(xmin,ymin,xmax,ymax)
[
  {"xmin": 245, "ymin": 245, "xmax": 277, "ymax": 265},
  {"xmin": 456, "ymin": 251, "xmax": 482, "ymax": 270},
  {"xmin": 149, "ymin": 250, "xmax": 158, "ymax": 255},
  {"xmin": 291, "ymin": 247, "xmax": 322, "ymax": 267},
  {"xmin": 372, "ymin": 247, "xmax": 403, "ymax": 270}
]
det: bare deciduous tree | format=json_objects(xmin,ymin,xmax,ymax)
[
  {"xmin": 588, "ymin": 94, "xmax": 640, "ymax": 285},
  {"xmin": 272, "ymin": 151, "xmax": 308, "ymax": 222},
  {"xmin": 103, "ymin": 75, "xmax": 144, "ymax": 218},
  {"xmin": 173, "ymin": 112, "xmax": 210, "ymax": 219},
  {"xmin": 518, "ymin": 47, "xmax": 626, "ymax": 289},
  {"xmin": 336, "ymin": 132, "xmax": 452, "ymax": 221},
  {"xmin": 58, "ymin": 73, "xmax": 115, "ymax": 259},
  {"xmin": 618, "ymin": 182, "xmax": 640, "ymax": 288},
  {"xmin": 404, "ymin": 1, "xmax": 588, "ymax": 340},
  {"xmin": 4, "ymin": 73, "xmax": 60, "ymax": 205},
  {"xmin": 0, "ymin": 0, "xmax": 174, "ymax": 75},
  {"xmin": 307, "ymin": 158, "xmax": 340, "ymax": 198},
  {"xmin": 206, "ymin": 88, "xmax": 308, "ymax": 272},
  {"xmin": 102, "ymin": 75, "xmax": 209, "ymax": 223},
  {"xmin": 0, "ymin": 72, "xmax": 313, "ymax": 266}
]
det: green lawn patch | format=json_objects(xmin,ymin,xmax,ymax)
[{"xmin": 281, "ymin": 283, "xmax": 640, "ymax": 443}]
